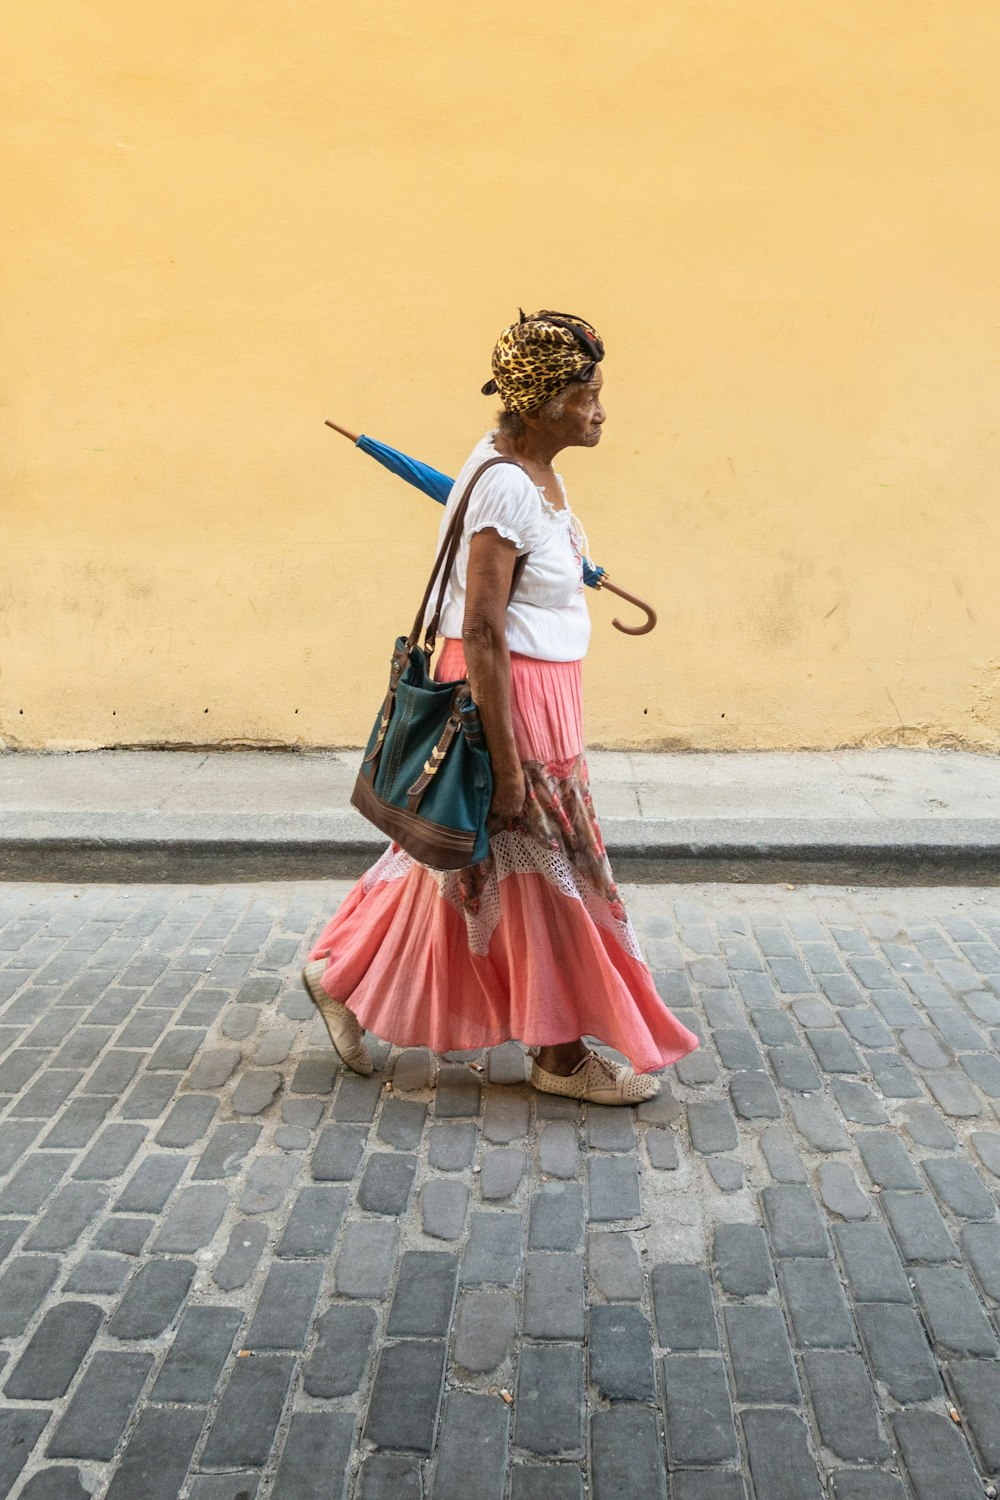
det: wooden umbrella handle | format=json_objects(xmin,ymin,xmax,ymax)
[
  {"xmin": 599, "ymin": 578, "xmax": 658, "ymax": 636},
  {"xmin": 324, "ymin": 418, "xmax": 360, "ymax": 443}
]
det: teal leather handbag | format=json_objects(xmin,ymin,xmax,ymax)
[{"xmin": 351, "ymin": 456, "xmax": 526, "ymax": 871}]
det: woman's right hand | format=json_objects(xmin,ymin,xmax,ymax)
[{"xmin": 491, "ymin": 763, "xmax": 526, "ymax": 821}]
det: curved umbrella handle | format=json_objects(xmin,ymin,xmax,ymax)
[
  {"xmin": 599, "ymin": 578, "xmax": 658, "ymax": 636},
  {"xmin": 325, "ymin": 418, "xmax": 360, "ymax": 443}
]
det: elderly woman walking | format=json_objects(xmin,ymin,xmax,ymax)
[{"xmin": 304, "ymin": 310, "xmax": 698, "ymax": 1104}]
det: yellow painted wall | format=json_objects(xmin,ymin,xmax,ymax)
[{"xmin": 4, "ymin": 1, "xmax": 1000, "ymax": 751}]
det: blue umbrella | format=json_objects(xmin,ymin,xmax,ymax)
[{"xmin": 325, "ymin": 420, "xmax": 656, "ymax": 634}]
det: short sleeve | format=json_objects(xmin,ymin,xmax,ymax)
[{"xmin": 464, "ymin": 463, "xmax": 543, "ymax": 555}]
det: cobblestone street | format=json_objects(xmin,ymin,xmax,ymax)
[{"xmin": 1, "ymin": 880, "xmax": 999, "ymax": 1500}]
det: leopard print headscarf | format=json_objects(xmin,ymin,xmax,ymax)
[{"xmin": 481, "ymin": 309, "xmax": 604, "ymax": 414}]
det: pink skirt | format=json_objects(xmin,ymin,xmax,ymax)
[{"xmin": 309, "ymin": 640, "xmax": 699, "ymax": 1072}]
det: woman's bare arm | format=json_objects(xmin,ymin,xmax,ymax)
[{"xmin": 462, "ymin": 529, "xmax": 525, "ymax": 820}]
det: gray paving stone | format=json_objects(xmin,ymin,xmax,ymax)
[
  {"xmin": 268, "ymin": 1410, "xmax": 355, "ymax": 1500},
  {"xmin": 652, "ymin": 1263, "xmax": 719, "ymax": 1350},
  {"xmin": 73, "ymin": 1123, "xmax": 146, "ymax": 1181},
  {"xmin": 857, "ymin": 1132, "xmax": 923, "ymax": 1190},
  {"xmin": 819, "ymin": 974, "xmax": 867, "ymax": 1008},
  {"xmin": 840, "ymin": 1010, "xmax": 894, "ymax": 1049},
  {"xmin": 646, "ymin": 1130, "xmax": 679, "ymax": 1169},
  {"xmin": 193, "ymin": 1123, "xmax": 261, "ymax": 1181},
  {"xmin": 428, "ymin": 1121, "xmax": 477, "ymax": 1171},
  {"xmin": 793, "ymin": 998, "xmax": 837, "ymax": 1028},
  {"xmin": 904, "ymin": 1107, "xmax": 959, "ymax": 1155},
  {"xmin": 586, "ymin": 1231, "xmax": 643, "ymax": 1301},
  {"xmin": 277, "ymin": 1185, "xmax": 348, "ymax": 1256},
  {"xmin": 912, "ymin": 1265, "xmax": 999, "ymax": 1356},
  {"xmin": 891, "ymin": 1412, "xmax": 985, "ymax": 1500},
  {"xmin": 931, "ymin": 1010, "xmax": 989, "ymax": 1051},
  {"xmin": 946, "ymin": 1358, "xmax": 1000, "ymax": 1472},
  {"xmin": 829, "ymin": 1476, "xmax": 907, "ymax": 1500},
  {"xmin": 219, "ymin": 1004, "xmax": 259, "ymax": 1040},
  {"xmin": 856, "ymin": 1302, "xmax": 941, "ymax": 1402},
  {"xmin": 529, "ymin": 1182, "xmax": 584, "ymax": 1250},
  {"xmin": 39, "ymin": 1098, "xmax": 112, "ymax": 1149},
  {"xmin": 762, "ymin": 1185, "xmax": 831, "ymax": 1257},
  {"xmin": 213, "ymin": 1220, "xmax": 268, "ymax": 1291},
  {"xmin": 925, "ymin": 1071, "xmax": 985, "ymax": 1117},
  {"xmin": 186, "ymin": 1475, "xmax": 261, "ymax": 1500},
  {"xmin": 760, "ymin": 1124, "xmax": 807, "ymax": 1183},
  {"xmin": 433, "ymin": 1391, "xmax": 509, "ymax": 1500},
  {"xmin": 671, "ymin": 1477, "xmax": 747, "ymax": 1500},
  {"xmin": 282, "ymin": 1098, "xmax": 323, "ymax": 1128},
  {"xmin": 357, "ymin": 1454, "xmax": 423, "ymax": 1500},
  {"xmin": 358, "ymin": 1152, "xmax": 416, "ymax": 1215},
  {"xmin": 778, "ymin": 1258, "xmax": 859, "ymax": 1349},
  {"xmin": 435, "ymin": 1066, "xmax": 482, "ymax": 1117},
  {"xmin": 769, "ymin": 1046, "xmax": 824, "ymax": 1094},
  {"xmin": 391, "ymin": 1047, "xmax": 434, "ymax": 1091},
  {"xmin": 538, "ymin": 1120, "xmax": 579, "ymax": 1178},
  {"xmin": 922, "ymin": 1155, "xmax": 995, "ymax": 1219},
  {"xmin": 675, "ymin": 1049, "xmax": 720, "ymax": 1085},
  {"xmin": 109, "ymin": 1257, "xmax": 195, "ymax": 1337},
  {"xmin": 807, "ymin": 1028, "xmax": 865, "ymax": 1074},
  {"xmin": 311, "ymin": 1123, "xmax": 367, "ymax": 1180},
  {"xmin": 789, "ymin": 1095, "xmax": 851, "ymax": 1151},
  {"xmin": 461, "ymin": 1210, "xmax": 523, "ymax": 1286},
  {"xmin": 522, "ymin": 1252, "xmax": 585, "ymax": 1341},
  {"xmin": 0, "ymin": 1154, "xmax": 69, "ymax": 1214},
  {"xmin": 153, "ymin": 1184, "xmax": 229, "ymax": 1252},
  {"xmin": 47, "ymin": 1350, "xmax": 153, "ymax": 1459},
  {"xmin": 818, "ymin": 1162, "xmax": 873, "ymax": 1220},
  {"xmin": 387, "ymin": 1250, "xmax": 458, "ymax": 1337},
  {"xmin": 377, "ymin": 1096, "xmax": 427, "ymax": 1149},
  {"xmin": 971, "ymin": 1130, "xmax": 1000, "ymax": 1178},
  {"xmin": 482, "ymin": 1092, "xmax": 530, "ymax": 1144},
  {"xmin": 51, "ymin": 1026, "xmax": 115, "ymax": 1068},
  {"xmin": 200, "ymin": 1354, "xmax": 296, "ymax": 1467},
  {"xmin": 662, "ymin": 1355, "xmax": 739, "ymax": 1465},
  {"xmin": 151, "ymin": 1305, "xmax": 243, "ymax": 1402},
  {"xmin": 0, "ymin": 1410, "xmax": 50, "ymax": 1496},
  {"xmin": 713, "ymin": 1028, "xmax": 765, "ymax": 1071},
  {"xmin": 81, "ymin": 1052, "xmax": 141, "ymax": 1095},
  {"xmin": 481, "ymin": 1147, "xmax": 526, "ymax": 1201},
  {"xmin": 453, "ymin": 1289, "xmax": 517, "ymax": 1372},
  {"xmin": 803, "ymin": 1351, "xmax": 889, "ymax": 1461},
  {"xmin": 64, "ymin": 1251, "xmax": 132, "ymax": 1293},
  {"xmin": 25, "ymin": 1182, "xmax": 108, "ymax": 1250},
  {"xmin": 304, "ymin": 1303, "xmax": 378, "ymax": 1396},
  {"xmin": 708, "ymin": 1160, "xmax": 744, "ymax": 1191},
  {"xmin": 724, "ymin": 1305, "xmax": 800, "ymax": 1403},
  {"xmin": 959, "ymin": 1051, "xmax": 1000, "ymax": 1097},
  {"xmin": 118, "ymin": 1072, "xmax": 178, "ymax": 1119},
  {"xmin": 867, "ymin": 1055, "xmax": 923, "ymax": 1098},
  {"xmin": 729, "ymin": 1069, "xmax": 782, "ymax": 1119},
  {"xmin": 327, "ymin": 1221, "xmax": 396, "ymax": 1303},
  {"xmin": 4, "ymin": 1300, "xmax": 104, "ymax": 1398},
  {"xmin": 588, "ymin": 1155, "xmax": 640, "ymax": 1221},
  {"xmin": 830, "ymin": 1081, "xmax": 888, "ymax": 1125},
  {"xmin": 332, "ymin": 1073, "xmax": 384, "ymax": 1121},
  {"xmin": 246, "ymin": 1262, "xmax": 323, "ymax": 1349},
  {"xmin": 514, "ymin": 1344, "xmax": 584, "ymax": 1457},
  {"xmin": 741, "ymin": 1408, "xmax": 823, "ymax": 1499},
  {"xmin": 230, "ymin": 1069, "xmax": 282, "ymax": 1115},
  {"xmin": 364, "ymin": 1340, "xmax": 446, "ymax": 1454},
  {"xmin": 509, "ymin": 1467, "xmax": 585, "ymax": 1500},
  {"xmin": 418, "ymin": 1178, "xmax": 468, "ymax": 1238},
  {"xmin": 93, "ymin": 1215, "xmax": 152, "ymax": 1255},
  {"xmin": 155, "ymin": 1095, "xmax": 217, "ymax": 1147},
  {"xmin": 899, "ymin": 1028, "xmax": 952, "ymax": 1069},
  {"xmin": 714, "ymin": 1223, "xmax": 776, "ymax": 1297},
  {"xmin": 289, "ymin": 1054, "xmax": 339, "ymax": 1096},
  {"xmin": 487, "ymin": 1041, "xmax": 529, "ymax": 1084},
  {"xmin": 19, "ymin": 1469, "xmax": 94, "ymax": 1500},
  {"xmin": 834, "ymin": 1223, "xmax": 913, "ymax": 1303},
  {"xmin": 881, "ymin": 1190, "xmax": 962, "ymax": 1263},
  {"xmin": 687, "ymin": 1100, "xmax": 738, "ymax": 1155},
  {"xmin": 240, "ymin": 1155, "xmax": 297, "ymax": 1214},
  {"xmin": 592, "ymin": 1405, "xmax": 667, "ymax": 1500}
]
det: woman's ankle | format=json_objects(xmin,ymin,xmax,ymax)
[{"xmin": 535, "ymin": 1040, "xmax": 588, "ymax": 1077}]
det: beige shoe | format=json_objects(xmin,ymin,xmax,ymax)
[
  {"xmin": 530, "ymin": 1049, "xmax": 660, "ymax": 1106},
  {"xmin": 301, "ymin": 961, "xmax": 373, "ymax": 1076}
]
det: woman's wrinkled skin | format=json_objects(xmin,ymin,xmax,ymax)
[{"xmin": 461, "ymin": 370, "xmax": 606, "ymax": 1075}]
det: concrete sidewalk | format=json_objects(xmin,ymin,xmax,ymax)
[{"xmin": 1, "ymin": 748, "xmax": 999, "ymax": 882}]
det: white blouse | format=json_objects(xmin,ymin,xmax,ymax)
[{"xmin": 433, "ymin": 433, "xmax": 592, "ymax": 662}]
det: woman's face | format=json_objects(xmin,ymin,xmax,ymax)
[{"xmin": 548, "ymin": 369, "xmax": 606, "ymax": 449}]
